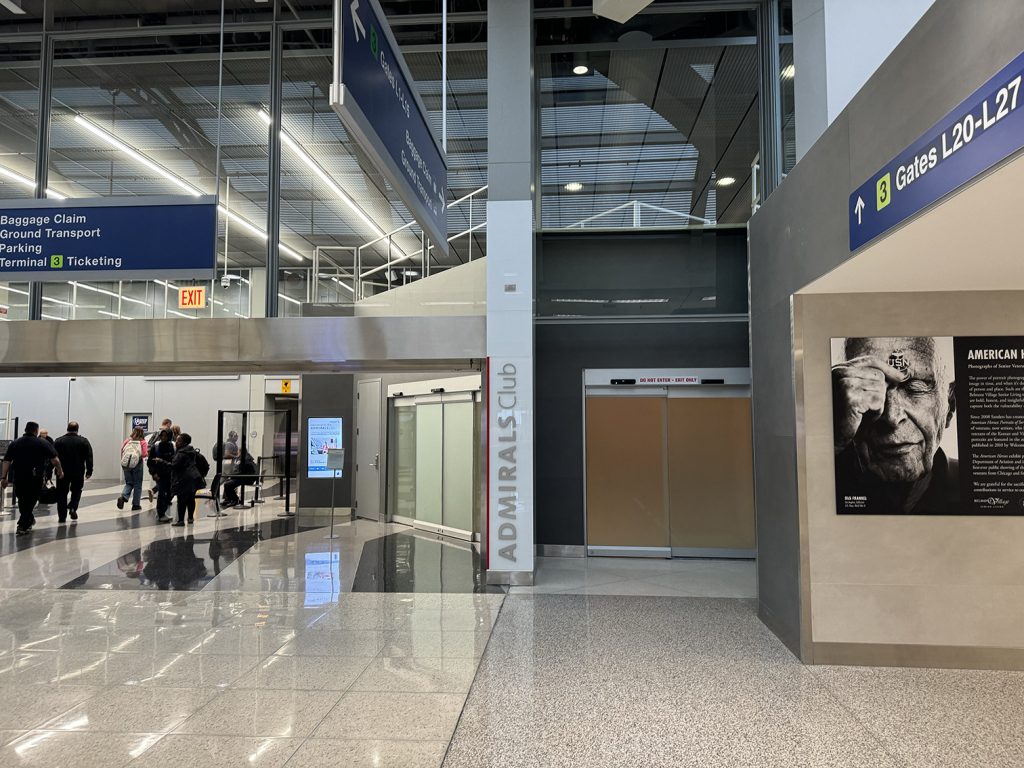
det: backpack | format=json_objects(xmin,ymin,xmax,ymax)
[
  {"xmin": 195, "ymin": 450, "xmax": 210, "ymax": 479},
  {"xmin": 120, "ymin": 440, "xmax": 142, "ymax": 469}
]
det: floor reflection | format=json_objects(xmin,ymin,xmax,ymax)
[
  {"xmin": 352, "ymin": 531, "xmax": 503, "ymax": 594},
  {"xmin": 59, "ymin": 517, "xmax": 321, "ymax": 591}
]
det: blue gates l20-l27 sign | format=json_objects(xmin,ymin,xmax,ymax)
[
  {"xmin": 849, "ymin": 49, "xmax": 1024, "ymax": 251},
  {"xmin": 0, "ymin": 195, "xmax": 217, "ymax": 281}
]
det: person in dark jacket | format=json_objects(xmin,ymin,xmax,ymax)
[
  {"xmin": 54, "ymin": 421, "xmax": 93, "ymax": 524},
  {"xmin": 160, "ymin": 432, "xmax": 201, "ymax": 527},
  {"xmin": 39, "ymin": 428, "xmax": 56, "ymax": 484},
  {"xmin": 147, "ymin": 429, "xmax": 176, "ymax": 523},
  {"xmin": 1, "ymin": 422, "xmax": 63, "ymax": 535}
]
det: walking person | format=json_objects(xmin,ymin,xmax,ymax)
[
  {"xmin": 148, "ymin": 429, "xmax": 175, "ymax": 523},
  {"xmin": 117, "ymin": 427, "xmax": 148, "ymax": 511},
  {"xmin": 1, "ymin": 422, "xmax": 64, "ymax": 536},
  {"xmin": 54, "ymin": 421, "xmax": 93, "ymax": 524}
]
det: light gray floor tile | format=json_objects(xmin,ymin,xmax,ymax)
[
  {"xmin": 276, "ymin": 630, "xmax": 392, "ymax": 658},
  {"xmin": 380, "ymin": 631, "xmax": 491, "ymax": 659},
  {"xmin": 0, "ymin": 731, "xmax": 26, "ymax": 746},
  {"xmin": 349, "ymin": 657, "xmax": 479, "ymax": 694},
  {"xmin": 42, "ymin": 686, "xmax": 216, "ymax": 733},
  {"xmin": 118, "ymin": 652, "xmax": 261, "ymax": 688},
  {"xmin": 175, "ymin": 688, "xmax": 343, "ymax": 738},
  {"xmin": 811, "ymin": 664, "xmax": 1024, "ymax": 768},
  {"xmin": 0, "ymin": 685, "xmax": 100, "ymax": 731},
  {"xmin": 231, "ymin": 656, "xmax": 372, "ymax": 691},
  {"xmin": 127, "ymin": 734, "xmax": 300, "ymax": 767},
  {"xmin": 312, "ymin": 692, "xmax": 466, "ymax": 741},
  {"xmin": 285, "ymin": 738, "xmax": 448, "ymax": 768},
  {"xmin": 188, "ymin": 627, "xmax": 298, "ymax": 656},
  {"xmin": 0, "ymin": 731, "xmax": 165, "ymax": 768}
]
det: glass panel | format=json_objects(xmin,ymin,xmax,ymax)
[
  {"xmin": 43, "ymin": 30, "xmax": 270, "ymax": 317},
  {"xmin": 392, "ymin": 403, "xmax": 417, "ymax": 520},
  {"xmin": 537, "ymin": 228, "xmax": 748, "ymax": 318},
  {"xmin": 441, "ymin": 400, "xmax": 474, "ymax": 533},
  {"xmin": 414, "ymin": 402, "xmax": 443, "ymax": 526},
  {"xmin": 0, "ymin": 40, "xmax": 40, "ymax": 321},
  {"xmin": 537, "ymin": 10, "xmax": 760, "ymax": 229},
  {"xmin": 780, "ymin": 0, "xmax": 795, "ymax": 174}
]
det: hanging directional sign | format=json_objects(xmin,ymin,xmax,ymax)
[
  {"xmin": 850, "ymin": 50, "xmax": 1024, "ymax": 251},
  {"xmin": 0, "ymin": 195, "xmax": 217, "ymax": 281},
  {"xmin": 331, "ymin": 0, "xmax": 449, "ymax": 255}
]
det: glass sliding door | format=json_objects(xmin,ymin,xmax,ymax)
[
  {"xmin": 414, "ymin": 398, "xmax": 444, "ymax": 527},
  {"xmin": 441, "ymin": 395, "xmax": 476, "ymax": 536},
  {"xmin": 390, "ymin": 399, "xmax": 417, "ymax": 523},
  {"xmin": 387, "ymin": 389, "xmax": 481, "ymax": 540}
]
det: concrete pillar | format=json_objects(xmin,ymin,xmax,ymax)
[
  {"xmin": 794, "ymin": 0, "xmax": 936, "ymax": 160},
  {"xmin": 485, "ymin": 0, "xmax": 534, "ymax": 586}
]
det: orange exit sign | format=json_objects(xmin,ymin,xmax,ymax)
[{"xmin": 178, "ymin": 287, "xmax": 207, "ymax": 310}]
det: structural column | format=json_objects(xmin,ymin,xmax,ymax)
[{"xmin": 485, "ymin": 0, "xmax": 534, "ymax": 585}]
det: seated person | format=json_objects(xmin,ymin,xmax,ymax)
[{"xmin": 221, "ymin": 450, "xmax": 258, "ymax": 507}]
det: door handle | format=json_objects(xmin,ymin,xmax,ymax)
[{"xmin": 372, "ymin": 452, "xmax": 380, "ymax": 470}]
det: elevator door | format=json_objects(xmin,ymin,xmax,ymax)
[
  {"xmin": 585, "ymin": 395, "xmax": 670, "ymax": 557},
  {"xmin": 667, "ymin": 394, "xmax": 756, "ymax": 557},
  {"xmin": 585, "ymin": 384, "xmax": 755, "ymax": 558}
]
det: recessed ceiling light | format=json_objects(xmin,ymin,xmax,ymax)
[
  {"xmin": 564, "ymin": 181, "xmax": 583, "ymax": 193},
  {"xmin": 572, "ymin": 65, "xmax": 589, "ymax": 75},
  {"xmin": 716, "ymin": 176, "xmax": 736, "ymax": 187},
  {"xmin": 781, "ymin": 64, "xmax": 795, "ymax": 80}
]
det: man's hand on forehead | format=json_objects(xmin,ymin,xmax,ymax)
[{"xmin": 842, "ymin": 355, "xmax": 911, "ymax": 385}]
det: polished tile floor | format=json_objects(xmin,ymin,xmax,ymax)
[{"xmin": 1, "ymin": 483, "xmax": 1021, "ymax": 766}]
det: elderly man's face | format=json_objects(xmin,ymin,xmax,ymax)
[{"xmin": 850, "ymin": 338, "xmax": 954, "ymax": 483}]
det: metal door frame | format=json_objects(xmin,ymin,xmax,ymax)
[
  {"xmin": 355, "ymin": 377, "xmax": 383, "ymax": 521},
  {"xmin": 385, "ymin": 378, "xmax": 481, "ymax": 542}
]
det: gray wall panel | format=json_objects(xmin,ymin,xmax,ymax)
[
  {"xmin": 297, "ymin": 374, "xmax": 354, "ymax": 510},
  {"xmin": 748, "ymin": 0, "xmax": 1024, "ymax": 657}
]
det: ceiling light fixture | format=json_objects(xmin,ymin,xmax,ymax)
[
  {"xmin": 74, "ymin": 114, "xmax": 306, "ymax": 262},
  {"xmin": 781, "ymin": 64, "xmax": 795, "ymax": 80},
  {"xmin": 716, "ymin": 176, "xmax": 736, "ymax": 187},
  {"xmin": 572, "ymin": 65, "xmax": 589, "ymax": 75},
  {"xmin": 74, "ymin": 115, "xmax": 201, "ymax": 198},
  {"xmin": 564, "ymin": 181, "xmax": 583, "ymax": 193},
  {"xmin": 258, "ymin": 110, "xmax": 398, "ymax": 248},
  {"xmin": 0, "ymin": 164, "xmax": 67, "ymax": 200}
]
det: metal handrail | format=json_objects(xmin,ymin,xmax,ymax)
[{"xmin": 566, "ymin": 200, "xmax": 713, "ymax": 229}]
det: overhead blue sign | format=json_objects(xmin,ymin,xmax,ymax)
[
  {"xmin": 332, "ymin": 0, "xmax": 448, "ymax": 255},
  {"xmin": 849, "ymin": 50, "xmax": 1024, "ymax": 251},
  {"xmin": 0, "ymin": 195, "xmax": 217, "ymax": 281}
]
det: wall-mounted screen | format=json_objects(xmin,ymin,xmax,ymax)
[
  {"xmin": 831, "ymin": 335, "xmax": 1024, "ymax": 515},
  {"xmin": 308, "ymin": 417, "xmax": 343, "ymax": 478}
]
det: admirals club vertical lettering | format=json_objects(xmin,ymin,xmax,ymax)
[{"xmin": 495, "ymin": 362, "xmax": 519, "ymax": 563}]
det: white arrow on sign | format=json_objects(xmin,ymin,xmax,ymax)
[
  {"xmin": 350, "ymin": 0, "xmax": 366, "ymax": 42},
  {"xmin": 854, "ymin": 196, "xmax": 865, "ymax": 225}
]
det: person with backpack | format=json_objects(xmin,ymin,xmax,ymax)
[
  {"xmin": 117, "ymin": 426, "xmax": 149, "ymax": 511},
  {"xmin": 157, "ymin": 432, "xmax": 207, "ymax": 527},
  {"xmin": 148, "ymin": 428, "xmax": 175, "ymax": 523}
]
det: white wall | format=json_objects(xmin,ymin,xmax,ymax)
[
  {"xmin": 0, "ymin": 374, "xmax": 262, "ymax": 480},
  {"xmin": 794, "ymin": 0, "xmax": 937, "ymax": 160},
  {"xmin": 354, "ymin": 259, "xmax": 485, "ymax": 317}
]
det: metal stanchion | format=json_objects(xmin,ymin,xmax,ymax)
[{"xmin": 324, "ymin": 448, "xmax": 344, "ymax": 539}]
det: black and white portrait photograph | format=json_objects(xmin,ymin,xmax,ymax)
[{"xmin": 831, "ymin": 336, "xmax": 960, "ymax": 515}]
